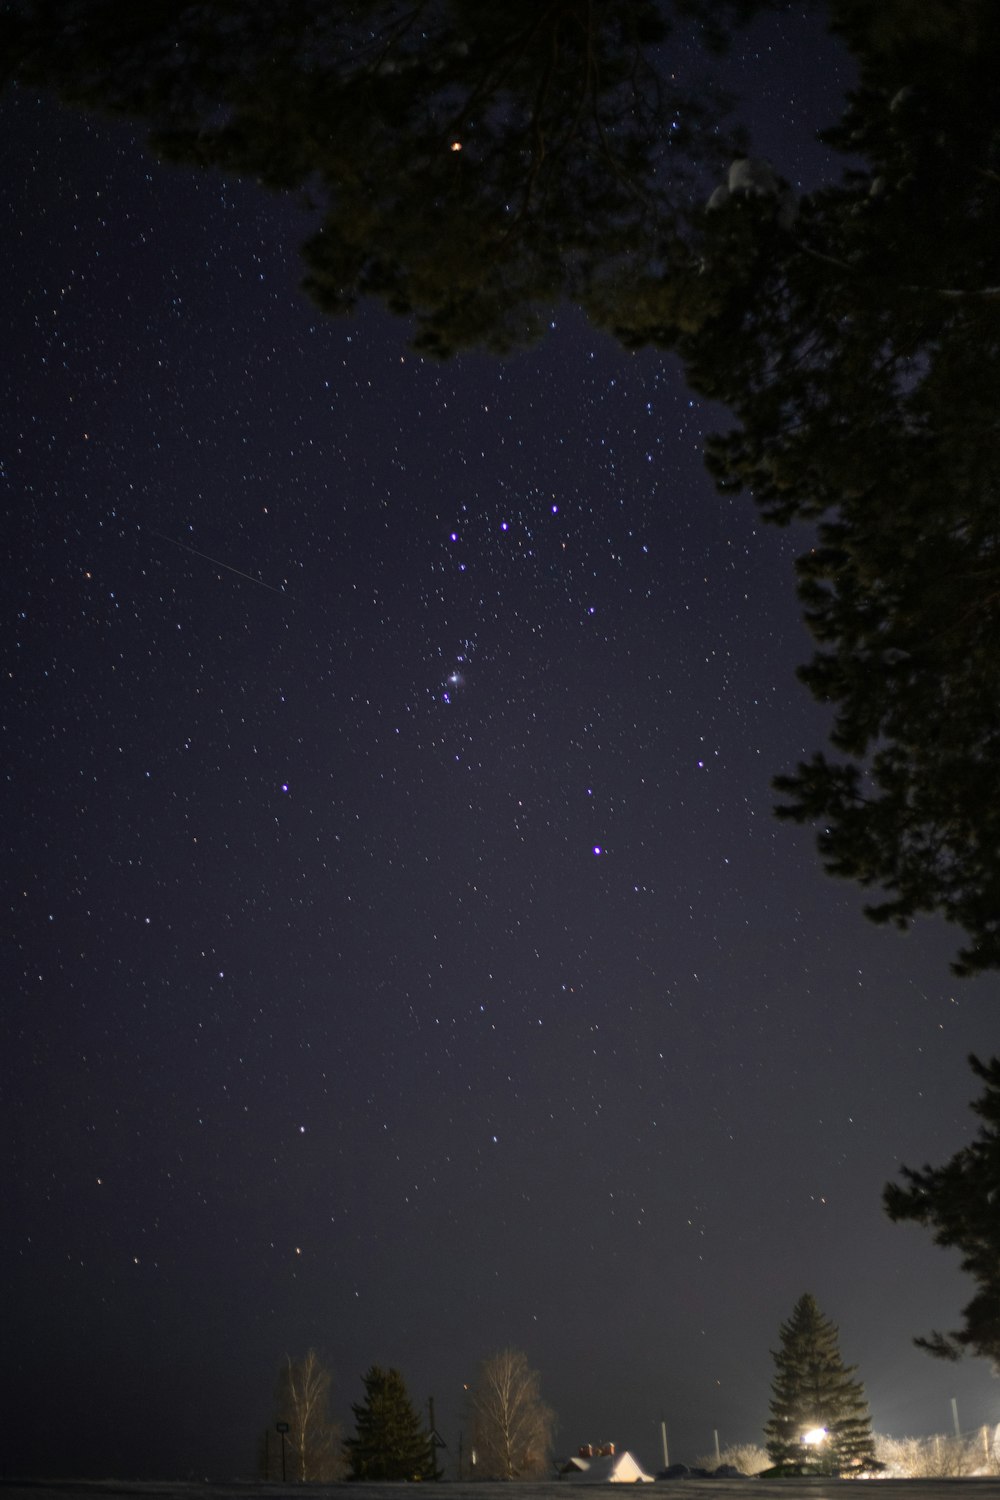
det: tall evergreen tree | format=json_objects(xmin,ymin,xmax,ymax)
[
  {"xmin": 599, "ymin": 0, "xmax": 1000, "ymax": 976},
  {"xmin": 884, "ymin": 1053, "xmax": 1000, "ymax": 1366},
  {"xmin": 765, "ymin": 1294, "xmax": 876, "ymax": 1476},
  {"xmin": 344, "ymin": 1365, "xmax": 437, "ymax": 1481}
]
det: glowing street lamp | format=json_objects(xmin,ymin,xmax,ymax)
[{"xmin": 802, "ymin": 1428, "xmax": 827, "ymax": 1447}]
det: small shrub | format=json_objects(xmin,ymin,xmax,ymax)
[
  {"xmin": 693, "ymin": 1442, "xmax": 770, "ymax": 1476},
  {"xmin": 874, "ymin": 1432, "xmax": 988, "ymax": 1478}
]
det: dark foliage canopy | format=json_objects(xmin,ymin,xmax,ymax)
[
  {"xmin": 884, "ymin": 1053, "xmax": 1000, "ymax": 1366},
  {"xmin": 0, "ymin": 0, "xmax": 764, "ymax": 356},
  {"xmin": 344, "ymin": 1364, "xmax": 438, "ymax": 1481},
  {"xmin": 600, "ymin": 0, "xmax": 1000, "ymax": 975},
  {"xmin": 764, "ymin": 1293, "xmax": 876, "ymax": 1476}
]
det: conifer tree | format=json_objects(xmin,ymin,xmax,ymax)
[
  {"xmin": 884, "ymin": 1053, "xmax": 1000, "ymax": 1365},
  {"xmin": 598, "ymin": 0, "xmax": 1000, "ymax": 977},
  {"xmin": 344, "ymin": 1365, "xmax": 437, "ymax": 1481},
  {"xmin": 765, "ymin": 1294, "xmax": 876, "ymax": 1476}
]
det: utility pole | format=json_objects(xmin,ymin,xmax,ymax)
[
  {"xmin": 428, "ymin": 1395, "xmax": 446, "ymax": 1478},
  {"xmin": 660, "ymin": 1422, "xmax": 669, "ymax": 1469}
]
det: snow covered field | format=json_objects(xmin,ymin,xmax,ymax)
[{"xmin": 6, "ymin": 1482, "xmax": 1000, "ymax": 1500}]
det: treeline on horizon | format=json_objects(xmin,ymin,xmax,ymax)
[
  {"xmin": 258, "ymin": 1295, "xmax": 1000, "ymax": 1483},
  {"xmin": 260, "ymin": 1346, "xmax": 552, "ymax": 1482}
]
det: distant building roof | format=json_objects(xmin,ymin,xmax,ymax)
[{"xmin": 560, "ymin": 1447, "xmax": 654, "ymax": 1483}]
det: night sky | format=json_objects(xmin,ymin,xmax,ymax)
[{"xmin": 3, "ymin": 8, "xmax": 998, "ymax": 1482}]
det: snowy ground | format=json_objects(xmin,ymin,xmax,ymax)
[{"xmin": 6, "ymin": 1482, "xmax": 1000, "ymax": 1500}]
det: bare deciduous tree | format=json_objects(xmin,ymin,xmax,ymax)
[
  {"xmin": 469, "ymin": 1346, "xmax": 554, "ymax": 1479},
  {"xmin": 275, "ymin": 1348, "xmax": 343, "ymax": 1481}
]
